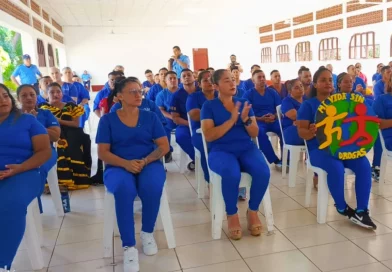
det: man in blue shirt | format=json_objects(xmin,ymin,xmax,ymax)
[
  {"xmin": 142, "ymin": 69, "xmax": 155, "ymax": 93},
  {"xmin": 168, "ymin": 46, "xmax": 190, "ymax": 79},
  {"xmin": 243, "ymin": 64, "xmax": 260, "ymax": 91},
  {"xmin": 81, "ymin": 70, "xmax": 92, "ymax": 91},
  {"xmin": 373, "ymin": 66, "xmax": 392, "ymax": 99},
  {"xmin": 11, "ymin": 54, "xmax": 42, "ymax": 86}
]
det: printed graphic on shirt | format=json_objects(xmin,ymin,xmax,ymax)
[{"xmin": 315, "ymin": 93, "xmax": 380, "ymax": 159}]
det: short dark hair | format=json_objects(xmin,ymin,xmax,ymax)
[
  {"xmin": 230, "ymin": 54, "xmax": 236, "ymax": 57},
  {"xmin": 48, "ymin": 82, "xmax": 62, "ymax": 90},
  {"xmin": 298, "ymin": 66, "xmax": 309, "ymax": 75},
  {"xmin": 207, "ymin": 67, "xmax": 214, "ymax": 71},
  {"xmin": 0, "ymin": 83, "xmax": 21, "ymax": 118},
  {"xmin": 270, "ymin": 69, "xmax": 279, "ymax": 76},
  {"xmin": 198, "ymin": 68, "xmax": 205, "ymax": 72},
  {"xmin": 347, "ymin": 65, "xmax": 355, "ymax": 71},
  {"xmin": 173, "ymin": 46, "xmax": 181, "ymax": 51},
  {"xmin": 72, "ymin": 75, "xmax": 79, "ymax": 78},
  {"xmin": 230, "ymin": 66, "xmax": 239, "ymax": 72},
  {"xmin": 252, "ymin": 69, "xmax": 264, "ymax": 77},
  {"xmin": 155, "ymin": 73, "xmax": 159, "ymax": 76},
  {"xmin": 251, "ymin": 64, "xmax": 260, "ymax": 70},
  {"xmin": 181, "ymin": 68, "xmax": 192, "ymax": 75},
  {"xmin": 212, "ymin": 69, "xmax": 227, "ymax": 85},
  {"xmin": 108, "ymin": 71, "xmax": 122, "ymax": 77},
  {"xmin": 39, "ymin": 76, "xmax": 51, "ymax": 82},
  {"xmin": 159, "ymin": 67, "xmax": 168, "ymax": 73},
  {"xmin": 145, "ymin": 69, "xmax": 152, "ymax": 74},
  {"xmin": 381, "ymin": 66, "xmax": 391, "ymax": 73},
  {"xmin": 165, "ymin": 71, "xmax": 177, "ymax": 79},
  {"xmin": 16, "ymin": 84, "xmax": 36, "ymax": 97}
]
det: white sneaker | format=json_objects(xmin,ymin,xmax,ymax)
[
  {"xmin": 123, "ymin": 247, "xmax": 139, "ymax": 272},
  {"xmin": 140, "ymin": 231, "xmax": 158, "ymax": 256}
]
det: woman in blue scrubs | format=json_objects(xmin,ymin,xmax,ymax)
[
  {"xmin": 186, "ymin": 70, "xmax": 217, "ymax": 183},
  {"xmin": 281, "ymin": 79, "xmax": 304, "ymax": 146},
  {"xmin": 372, "ymin": 63, "xmax": 384, "ymax": 85},
  {"xmin": 17, "ymin": 84, "xmax": 61, "ymax": 211},
  {"xmin": 347, "ymin": 65, "xmax": 366, "ymax": 92},
  {"xmin": 0, "ymin": 84, "xmax": 52, "ymax": 270},
  {"xmin": 243, "ymin": 69, "xmax": 283, "ymax": 169},
  {"xmin": 201, "ymin": 70, "xmax": 270, "ymax": 240},
  {"xmin": 297, "ymin": 67, "xmax": 376, "ymax": 230},
  {"xmin": 96, "ymin": 77, "xmax": 169, "ymax": 272}
]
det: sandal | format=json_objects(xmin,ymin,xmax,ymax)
[
  {"xmin": 247, "ymin": 210, "xmax": 262, "ymax": 236},
  {"xmin": 227, "ymin": 213, "xmax": 242, "ymax": 240}
]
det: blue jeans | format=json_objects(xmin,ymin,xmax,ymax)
[
  {"xmin": 104, "ymin": 161, "xmax": 165, "ymax": 247},
  {"xmin": 257, "ymin": 120, "xmax": 283, "ymax": 163},
  {"xmin": 208, "ymin": 144, "xmax": 270, "ymax": 215},
  {"xmin": 0, "ymin": 169, "xmax": 42, "ymax": 269}
]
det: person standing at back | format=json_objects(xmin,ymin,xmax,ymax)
[
  {"xmin": 227, "ymin": 54, "xmax": 243, "ymax": 73},
  {"xmin": 168, "ymin": 46, "xmax": 190, "ymax": 80},
  {"xmin": 81, "ymin": 70, "xmax": 92, "ymax": 91},
  {"xmin": 11, "ymin": 54, "xmax": 42, "ymax": 86}
]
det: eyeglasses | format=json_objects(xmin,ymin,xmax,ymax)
[{"xmin": 127, "ymin": 89, "xmax": 143, "ymax": 96}]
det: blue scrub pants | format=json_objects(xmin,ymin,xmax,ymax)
[
  {"xmin": 0, "ymin": 169, "xmax": 42, "ymax": 270},
  {"xmin": 208, "ymin": 144, "xmax": 270, "ymax": 215},
  {"xmin": 309, "ymin": 149, "xmax": 372, "ymax": 211},
  {"xmin": 175, "ymin": 125, "xmax": 195, "ymax": 161},
  {"xmin": 104, "ymin": 161, "xmax": 165, "ymax": 247},
  {"xmin": 37, "ymin": 148, "xmax": 58, "ymax": 213},
  {"xmin": 257, "ymin": 120, "xmax": 283, "ymax": 163},
  {"xmin": 372, "ymin": 137, "xmax": 382, "ymax": 167},
  {"xmin": 79, "ymin": 104, "xmax": 91, "ymax": 129},
  {"xmin": 283, "ymin": 125, "xmax": 304, "ymax": 146},
  {"xmin": 191, "ymin": 133, "xmax": 209, "ymax": 182},
  {"xmin": 165, "ymin": 118, "xmax": 177, "ymax": 153}
]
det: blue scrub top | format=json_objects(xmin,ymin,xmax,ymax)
[
  {"xmin": 73, "ymin": 82, "xmax": 90, "ymax": 104},
  {"xmin": 156, "ymin": 89, "xmax": 176, "ymax": 113},
  {"xmin": 332, "ymin": 74, "xmax": 338, "ymax": 92},
  {"xmin": 238, "ymin": 80, "xmax": 246, "ymax": 91},
  {"xmin": 372, "ymin": 73, "xmax": 382, "ymax": 83},
  {"xmin": 93, "ymin": 87, "xmax": 111, "ymax": 111},
  {"xmin": 96, "ymin": 110, "xmax": 166, "ymax": 168},
  {"xmin": 81, "ymin": 74, "xmax": 91, "ymax": 81},
  {"xmin": 36, "ymin": 109, "xmax": 59, "ymax": 129},
  {"xmin": 170, "ymin": 87, "xmax": 200, "ymax": 123},
  {"xmin": 142, "ymin": 81, "xmax": 154, "ymax": 88},
  {"xmin": 11, "ymin": 64, "xmax": 42, "ymax": 85},
  {"xmin": 281, "ymin": 96, "xmax": 302, "ymax": 129},
  {"xmin": 110, "ymin": 99, "xmax": 166, "ymax": 125},
  {"xmin": 268, "ymin": 83, "xmax": 288, "ymax": 99},
  {"xmin": 146, "ymin": 84, "xmax": 164, "ymax": 102},
  {"xmin": 243, "ymin": 78, "xmax": 254, "ymax": 91},
  {"xmin": 297, "ymin": 97, "xmax": 321, "ymax": 151},
  {"xmin": 201, "ymin": 97, "xmax": 255, "ymax": 153},
  {"xmin": 352, "ymin": 77, "xmax": 366, "ymax": 91},
  {"xmin": 242, "ymin": 87, "xmax": 281, "ymax": 117},
  {"xmin": 373, "ymin": 80, "xmax": 386, "ymax": 99},
  {"xmin": 62, "ymin": 82, "xmax": 78, "ymax": 99},
  {"xmin": 186, "ymin": 91, "xmax": 218, "ymax": 134},
  {"xmin": 373, "ymin": 93, "xmax": 392, "ymax": 141},
  {"xmin": 173, "ymin": 54, "xmax": 191, "ymax": 78},
  {"xmin": 0, "ymin": 113, "xmax": 47, "ymax": 170},
  {"xmin": 234, "ymin": 87, "xmax": 245, "ymax": 98}
]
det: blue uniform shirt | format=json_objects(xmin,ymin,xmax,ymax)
[
  {"xmin": 0, "ymin": 113, "xmax": 47, "ymax": 170},
  {"xmin": 243, "ymin": 78, "xmax": 254, "ymax": 91},
  {"xmin": 281, "ymin": 96, "xmax": 302, "ymax": 129},
  {"xmin": 156, "ymin": 89, "xmax": 176, "ymax": 112},
  {"xmin": 201, "ymin": 97, "xmax": 255, "ymax": 153},
  {"xmin": 242, "ymin": 87, "xmax": 281, "ymax": 117},
  {"xmin": 297, "ymin": 97, "xmax": 321, "ymax": 151},
  {"xmin": 238, "ymin": 80, "xmax": 246, "ymax": 90},
  {"xmin": 372, "ymin": 73, "xmax": 382, "ymax": 83},
  {"xmin": 142, "ymin": 81, "xmax": 155, "ymax": 89},
  {"xmin": 96, "ymin": 110, "xmax": 166, "ymax": 169},
  {"xmin": 373, "ymin": 93, "xmax": 392, "ymax": 142},
  {"xmin": 81, "ymin": 74, "xmax": 91, "ymax": 81},
  {"xmin": 146, "ymin": 84, "xmax": 164, "ymax": 102},
  {"xmin": 352, "ymin": 77, "xmax": 366, "ymax": 91},
  {"xmin": 110, "ymin": 99, "xmax": 167, "ymax": 125},
  {"xmin": 186, "ymin": 91, "xmax": 218, "ymax": 134},
  {"xmin": 11, "ymin": 64, "xmax": 42, "ymax": 85},
  {"xmin": 268, "ymin": 84, "xmax": 288, "ymax": 99},
  {"xmin": 234, "ymin": 87, "xmax": 245, "ymax": 98},
  {"xmin": 73, "ymin": 82, "xmax": 90, "ymax": 104},
  {"xmin": 373, "ymin": 80, "xmax": 386, "ymax": 99},
  {"xmin": 93, "ymin": 87, "xmax": 111, "ymax": 111},
  {"xmin": 170, "ymin": 87, "xmax": 200, "ymax": 123},
  {"xmin": 62, "ymin": 82, "xmax": 78, "ymax": 100},
  {"xmin": 173, "ymin": 54, "xmax": 191, "ymax": 78}
]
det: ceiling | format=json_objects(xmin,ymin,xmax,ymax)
[{"xmin": 37, "ymin": 0, "xmax": 354, "ymax": 28}]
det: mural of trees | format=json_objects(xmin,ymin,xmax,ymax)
[{"xmin": 0, "ymin": 26, "xmax": 23, "ymax": 91}]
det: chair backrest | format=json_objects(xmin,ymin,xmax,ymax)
[
  {"xmin": 276, "ymin": 105, "xmax": 286, "ymax": 145},
  {"xmin": 379, "ymin": 130, "xmax": 387, "ymax": 151},
  {"xmin": 187, "ymin": 113, "xmax": 194, "ymax": 137}
]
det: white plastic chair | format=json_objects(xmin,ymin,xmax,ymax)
[
  {"xmin": 266, "ymin": 132, "xmax": 279, "ymax": 150},
  {"xmin": 200, "ymin": 130, "xmax": 275, "ymax": 239},
  {"xmin": 179, "ymin": 148, "xmax": 189, "ymax": 174},
  {"xmin": 276, "ymin": 105, "xmax": 306, "ymax": 187},
  {"xmin": 103, "ymin": 184, "xmax": 176, "ymax": 258},
  {"xmin": 187, "ymin": 113, "xmax": 207, "ymax": 198},
  {"xmin": 47, "ymin": 164, "xmax": 65, "ymax": 217},
  {"xmin": 378, "ymin": 130, "xmax": 392, "ymax": 189}
]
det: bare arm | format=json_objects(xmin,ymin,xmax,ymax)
[
  {"xmin": 145, "ymin": 136, "xmax": 169, "ymax": 164},
  {"xmin": 379, "ymin": 119, "xmax": 392, "ymax": 130},
  {"xmin": 47, "ymin": 126, "xmax": 61, "ymax": 142},
  {"xmin": 159, "ymin": 106, "xmax": 172, "ymax": 119},
  {"xmin": 168, "ymin": 60, "xmax": 173, "ymax": 71},
  {"xmin": 201, "ymin": 118, "xmax": 235, "ymax": 142},
  {"xmin": 58, "ymin": 116, "xmax": 80, "ymax": 128},
  {"xmin": 297, "ymin": 120, "xmax": 316, "ymax": 140},
  {"xmin": 171, "ymin": 112, "xmax": 188, "ymax": 126},
  {"xmin": 98, "ymin": 143, "xmax": 128, "ymax": 168},
  {"xmin": 285, "ymin": 109, "xmax": 297, "ymax": 121},
  {"xmin": 188, "ymin": 109, "xmax": 200, "ymax": 122},
  {"xmin": 80, "ymin": 98, "xmax": 89, "ymax": 105},
  {"xmin": 11, "ymin": 76, "xmax": 20, "ymax": 86}
]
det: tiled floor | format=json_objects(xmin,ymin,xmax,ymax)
[{"xmin": 11, "ymin": 113, "xmax": 392, "ymax": 272}]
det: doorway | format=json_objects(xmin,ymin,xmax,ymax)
[{"xmin": 192, "ymin": 48, "xmax": 209, "ymax": 71}]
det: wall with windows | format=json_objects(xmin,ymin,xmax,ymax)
[
  {"xmin": 258, "ymin": 1, "xmax": 392, "ymax": 86},
  {"xmin": 0, "ymin": 0, "xmax": 66, "ymax": 84}
]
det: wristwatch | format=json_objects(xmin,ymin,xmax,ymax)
[{"xmin": 242, "ymin": 118, "xmax": 252, "ymax": 126}]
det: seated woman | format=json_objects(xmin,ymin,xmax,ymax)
[
  {"xmin": 96, "ymin": 77, "xmax": 169, "ymax": 272},
  {"xmin": 40, "ymin": 83, "xmax": 91, "ymax": 190},
  {"xmin": 186, "ymin": 70, "xmax": 217, "ymax": 183},
  {"xmin": 17, "ymin": 84, "xmax": 61, "ymax": 210},
  {"xmin": 0, "ymin": 84, "xmax": 52, "ymax": 270},
  {"xmin": 281, "ymin": 79, "xmax": 304, "ymax": 146},
  {"xmin": 201, "ymin": 69, "xmax": 270, "ymax": 240},
  {"xmin": 297, "ymin": 66, "xmax": 376, "ymax": 230},
  {"xmin": 243, "ymin": 69, "xmax": 283, "ymax": 169}
]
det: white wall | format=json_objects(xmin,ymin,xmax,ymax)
[{"xmin": 64, "ymin": 26, "xmax": 260, "ymax": 84}]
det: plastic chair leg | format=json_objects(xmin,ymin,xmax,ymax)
[
  {"xmin": 288, "ymin": 150, "xmax": 300, "ymax": 188},
  {"xmin": 317, "ymin": 172, "xmax": 329, "ymax": 224},
  {"xmin": 25, "ymin": 200, "xmax": 45, "ymax": 270},
  {"xmin": 159, "ymin": 187, "xmax": 176, "ymax": 249},
  {"xmin": 103, "ymin": 192, "xmax": 115, "ymax": 258},
  {"xmin": 282, "ymin": 147, "xmax": 289, "ymax": 178},
  {"xmin": 47, "ymin": 165, "xmax": 65, "ymax": 217}
]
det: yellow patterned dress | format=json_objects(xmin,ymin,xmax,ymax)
[{"xmin": 39, "ymin": 102, "xmax": 91, "ymax": 190}]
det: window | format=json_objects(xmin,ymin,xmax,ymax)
[
  {"xmin": 295, "ymin": 41, "xmax": 312, "ymax": 62},
  {"xmin": 319, "ymin": 37, "xmax": 340, "ymax": 61},
  {"xmin": 261, "ymin": 47, "xmax": 272, "ymax": 63},
  {"xmin": 47, "ymin": 44, "xmax": 55, "ymax": 67},
  {"xmin": 349, "ymin": 31, "xmax": 379, "ymax": 59},
  {"xmin": 276, "ymin": 45, "xmax": 290, "ymax": 63},
  {"xmin": 37, "ymin": 39, "xmax": 46, "ymax": 67}
]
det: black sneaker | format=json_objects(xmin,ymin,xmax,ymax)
[
  {"xmin": 335, "ymin": 204, "xmax": 356, "ymax": 218},
  {"xmin": 165, "ymin": 152, "xmax": 173, "ymax": 163},
  {"xmin": 187, "ymin": 161, "xmax": 195, "ymax": 171},
  {"xmin": 372, "ymin": 166, "xmax": 380, "ymax": 182},
  {"xmin": 350, "ymin": 209, "xmax": 377, "ymax": 230}
]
